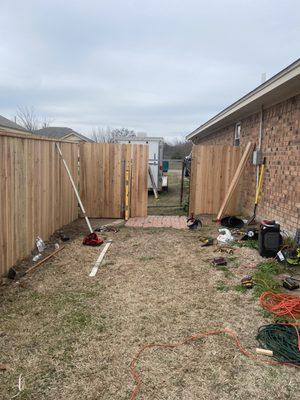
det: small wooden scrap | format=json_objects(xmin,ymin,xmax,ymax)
[
  {"xmin": 0, "ymin": 363, "xmax": 9, "ymax": 371},
  {"xmin": 255, "ymin": 348, "xmax": 273, "ymax": 357}
]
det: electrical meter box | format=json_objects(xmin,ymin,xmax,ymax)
[{"xmin": 252, "ymin": 150, "xmax": 263, "ymax": 165}]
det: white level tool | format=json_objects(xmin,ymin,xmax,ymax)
[
  {"xmin": 89, "ymin": 240, "xmax": 112, "ymax": 277},
  {"xmin": 55, "ymin": 143, "xmax": 93, "ymax": 233}
]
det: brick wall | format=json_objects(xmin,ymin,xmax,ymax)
[{"xmin": 193, "ymin": 95, "xmax": 300, "ymax": 236}]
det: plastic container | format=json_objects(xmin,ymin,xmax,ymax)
[
  {"xmin": 36, "ymin": 237, "xmax": 46, "ymax": 253},
  {"xmin": 217, "ymin": 228, "xmax": 234, "ymax": 244},
  {"xmin": 32, "ymin": 254, "xmax": 42, "ymax": 262}
]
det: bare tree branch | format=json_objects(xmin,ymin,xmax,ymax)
[
  {"xmin": 16, "ymin": 106, "xmax": 53, "ymax": 133},
  {"xmin": 41, "ymin": 116, "xmax": 54, "ymax": 129},
  {"xmin": 91, "ymin": 127, "xmax": 114, "ymax": 143},
  {"xmin": 111, "ymin": 128, "xmax": 136, "ymax": 139},
  {"xmin": 164, "ymin": 138, "xmax": 192, "ymax": 159},
  {"xmin": 91, "ymin": 127, "xmax": 137, "ymax": 143}
]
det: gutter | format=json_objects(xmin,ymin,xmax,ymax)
[{"xmin": 186, "ymin": 58, "xmax": 300, "ymax": 141}]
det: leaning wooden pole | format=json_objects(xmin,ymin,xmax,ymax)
[
  {"xmin": 216, "ymin": 142, "xmax": 253, "ymax": 221},
  {"xmin": 180, "ymin": 160, "xmax": 185, "ymax": 206},
  {"xmin": 148, "ymin": 166, "xmax": 158, "ymax": 199},
  {"xmin": 56, "ymin": 143, "xmax": 93, "ymax": 233}
]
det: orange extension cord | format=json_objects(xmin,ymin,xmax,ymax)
[
  {"xmin": 129, "ymin": 292, "xmax": 300, "ymax": 400},
  {"xmin": 260, "ymin": 292, "xmax": 300, "ymax": 319},
  {"xmin": 129, "ymin": 327, "xmax": 300, "ymax": 400},
  {"xmin": 259, "ymin": 291, "xmax": 300, "ymax": 350}
]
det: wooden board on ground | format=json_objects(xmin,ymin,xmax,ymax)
[
  {"xmin": 189, "ymin": 144, "xmax": 243, "ymax": 215},
  {"xmin": 80, "ymin": 143, "xmax": 148, "ymax": 218}
]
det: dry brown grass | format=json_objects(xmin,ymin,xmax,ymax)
[
  {"xmin": 148, "ymin": 170, "xmax": 189, "ymax": 216},
  {"xmin": 0, "ymin": 218, "xmax": 299, "ymax": 399}
]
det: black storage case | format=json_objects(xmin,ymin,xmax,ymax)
[{"xmin": 258, "ymin": 220, "xmax": 282, "ymax": 257}]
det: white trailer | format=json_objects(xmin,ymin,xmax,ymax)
[{"xmin": 116, "ymin": 135, "xmax": 165, "ymax": 192}]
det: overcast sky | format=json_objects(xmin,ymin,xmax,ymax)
[{"xmin": 0, "ymin": 0, "xmax": 299, "ymax": 139}]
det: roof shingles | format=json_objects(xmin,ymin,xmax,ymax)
[
  {"xmin": 0, "ymin": 115, "xmax": 28, "ymax": 132},
  {"xmin": 35, "ymin": 127, "xmax": 93, "ymax": 142}
]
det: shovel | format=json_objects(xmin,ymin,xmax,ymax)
[{"xmin": 247, "ymin": 158, "xmax": 266, "ymax": 225}]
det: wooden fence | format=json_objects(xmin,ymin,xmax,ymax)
[
  {"xmin": 80, "ymin": 143, "xmax": 148, "ymax": 218},
  {"xmin": 189, "ymin": 145, "xmax": 243, "ymax": 215},
  {"xmin": 0, "ymin": 135, "xmax": 148, "ymax": 275},
  {"xmin": 0, "ymin": 133, "xmax": 79, "ymax": 276}
]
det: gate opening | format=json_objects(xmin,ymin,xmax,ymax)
[{"xmin": 148, "ymin": 159, "xmax": 189, "ymax": 216}]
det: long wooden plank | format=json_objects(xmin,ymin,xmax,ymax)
[
  {"xmin": 89, "ymin": 241, "xmax": 112, "ymax": 277},
  {"xmin": 216, "ymin": 142, "xmax": 253, "ymax": 220},
  {"xmin": 0, "ymin": 130, "xmax": 76, "ymax": 143}
]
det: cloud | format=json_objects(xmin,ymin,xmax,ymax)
[{"xmin": 0, "ymin": 0, "xmax": 299, "ymax": 138}]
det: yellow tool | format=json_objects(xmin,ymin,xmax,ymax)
[{"xmin": 125, "ymin": 168, "xmax": 130, "ymax": 221}]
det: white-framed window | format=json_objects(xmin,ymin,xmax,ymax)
[{"xmin": 234, "ymin": 123, "xmax": 241, "ymax": 146}]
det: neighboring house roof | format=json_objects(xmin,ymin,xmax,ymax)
[
  {"xmin": 116, "ymin": 136, "xmax": 164, "ymax": 142},
  {"xmin": 186, "ymin": 58, "xmax": 300, "ymax": 141},
  {"xmin": 35, "ymin": 127, "xmax": 93, "ymax": 142},
  {"xmin": 0, "ymin": 114, "xmax": 29, "ymax": 132}
]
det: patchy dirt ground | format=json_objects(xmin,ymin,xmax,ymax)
[
  {"xmin": 1, "ymin": 218, "xmax": 299, "ymax": 399},
  {"xmin": 148, "ymin": 169, "xmax": 189, "ymax": 216}
]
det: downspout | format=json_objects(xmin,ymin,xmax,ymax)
[{"xmin": 256, "ymin": 105, "xmax": 264, "ymax": 186}]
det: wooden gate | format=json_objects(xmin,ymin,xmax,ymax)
[
  {"xmin": 80, "ymin": 143, "xmax": 148, "ymax": 218},
  {"xmin": 189, "ymin": 145, "xmax": 243, "ymax": 215}
]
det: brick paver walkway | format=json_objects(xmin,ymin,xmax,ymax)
[{"xmin": 125, "ymin": 216, "xmax": 187, "ymax": 229}]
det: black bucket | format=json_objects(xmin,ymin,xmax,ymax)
[{"xmin": 220, "ymin": 216, "xmax": 244, "ymax": 229}]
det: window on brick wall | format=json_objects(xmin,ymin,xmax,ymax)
[{"xmin": 234, "ymin": 123, "xmax": 241, "ymax": 146}]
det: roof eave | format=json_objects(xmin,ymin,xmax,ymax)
[
  {"xmin": 63, "ymin": 132, "xmax": 92, "ymax": 142},
  {"xmin": 186, "ymin": 58, "xmax": 300, "ymax": 141}
]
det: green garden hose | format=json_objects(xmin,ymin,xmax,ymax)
[{"xmin": 256, "ymin": 324, "xmax": 300, "ymax": 365}]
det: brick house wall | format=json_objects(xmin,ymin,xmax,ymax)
[{"xmin": 192, "ymin": 94, "xmax": 300, "ymax": 235}]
